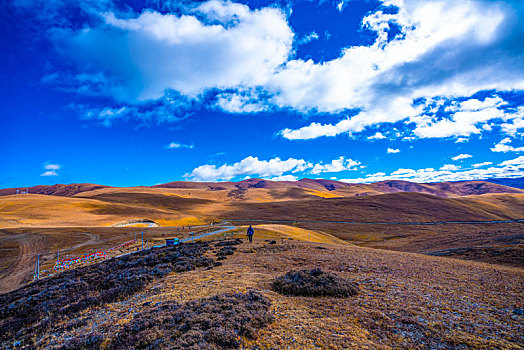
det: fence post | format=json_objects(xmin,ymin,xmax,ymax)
[{"xmin": 36, "ymin": 254, "xmax": 40, "ymax": 280}]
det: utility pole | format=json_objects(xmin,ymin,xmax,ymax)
[
  {"xmin": 141, "ymin": 231, "xmax": 144, "ymax": 250},
  {"xmin": 34, "ymin": 254, "xmax": 40, "ymax": 280}
]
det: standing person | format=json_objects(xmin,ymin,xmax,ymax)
[{"xmin": 247, "ymin": 225, "xmax": 254, "ymax": 243}]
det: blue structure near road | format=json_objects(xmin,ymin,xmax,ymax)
[{"xmin": 166, "ymin": 238, "xmax": 180, "ymax": 246}]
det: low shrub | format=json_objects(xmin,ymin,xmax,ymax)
[
  {"xmin": 109, "ymin": 291, "xmax": 273, "ymax": 349},
  {"xmin": 0, "ymin": 242, "xmax": 221, "ymax": 348},
  {"xmin": 216, "ymin": 246, "xmax": 236, "ymax": 257},
  {"xmin": 215, "ymin": 239, "xmax": 243, "ymax": 247},
  {"xmin": 61, "ymin": 332, "xmax": 104, "ymax": 350},
  {"xmin": 271, "ymin": 268, "xmax": 359, "ymax": 297}
]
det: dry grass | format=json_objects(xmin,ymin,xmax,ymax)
[
  {"xmin": 25, "ymin": 238, "xmax": 523, "ymax": 349},
  {"xmin": 252, "ymin": 224, "xmax": 347, "ymax": 244}
]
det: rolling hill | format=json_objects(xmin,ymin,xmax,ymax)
[{"xmin": 1, "ymin": 177, "xmax": 522, "ymax": 200}]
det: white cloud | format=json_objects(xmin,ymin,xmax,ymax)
[
  {"xmin": 186, "ymin": 155, "xmax": 361, "ymax": 181},
  {"xmin": 45, "ymin": 0, "xmax": 524, "ymax": 141},
  {"xmin": 452, "ymin": 154, "xmax": 472, "ymax": 161},
  {"xmin": 53, "ymin": 1, "xmax": 293, "ymax": 102},
  {"xmin": 472, "ymin": 161, "xmax": 492, "ymax": 168},
  {"xmin": 387, "ymin": 148, "xmax": 400, "ymax": 154},
  {"xmin": 41, "ymin": 163, "xmax": 61, "ymax": 176},
  {"xmin": 215, "ymin": 92, "xmax": 268, "ymax": 113},
  {"xmin": 274, "ymin": 0, "xmax": 524, "ymax": 139},
  {"xmin": 298, "ymin": 31, "xmax": 319, "ymax": 45},
  {"xmin": 310, "ymin": 156, "xmax": 360, "ymax": 174},
  {"xmin": 44, "ymin": 164, "xmax": 60, "ymax": 170},
  {"xmin": 440, "ymin": 164, "xmax": 460, "ymax": 171},
  {"xmin": 491, "ymin": 138, "xmax": 524, "ymax": 153},
  {"xmin": 368, "ymin": 132, "xmax": 386, "ymax": 140},
  {"xmin": 455, "ymin": 137, "xmax": 469, "ymax": 143},
  {"xmin": 500, "ymin": 107, "xmax": 524, "ymax": 136},
  {"xmin": 340, "ymin": 160, "xmax": 524, "ymax": 184},
  {"xmin": 499, "ymin": 156, "xmax": 524, "ymax": 167},
  {"xmin": 41, "ymin": 171, "xmax": 58, "ymax": 176},
  {"xmin": 412, "ymin": 97, "xmax": 511, "ymax": 138},
  {"xmin": 266, "ymin": 174, "xmax": 298, "ymax": 181},
  {"xmin": 165, "ymin": 142, "xmax": 194, "ymax": 149},
  {"xmin": 185, "ymin": 156, "xmax": 312, "ymax": 181}
]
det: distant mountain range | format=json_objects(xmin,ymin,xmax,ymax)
[{"xmin": 1, "ymin": 177, "xmax": 523, "ymax": 198}]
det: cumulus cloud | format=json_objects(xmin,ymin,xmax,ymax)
[
  {"xmin": 472, "ymin": 161, "xmax": 492, "ymax": 168},
  {"xmin": 215, "ymin": 91, "xmax": 269, "ymax": 113},
  {"xmin": 276, "ymin": 1, "xmax": 524, "ymax": 140},
  {"xmin": 499, "ymin": 155, "xmax": 524, "ymax": 166},
  {"xmin": 51, "ymin": 1, "xmax": 293, "ymax": 102},
  {"xmin": 185, "ymin": 156, "xmax": 312, "ymax": 181},
  {"xmin": 266, "ymin": 174, "xmax": 299, "ymax": 181},
  {"xmin": 411, "ymin": 96, "xmax": 523, "ymax": 139},
  {"xmin": 491, "ymin": 138, "xmax": 524, "ymax": 153},
  {"xmin": 340, "ymin": 158, "xmax": 524, "ymax": 184},
  {"xmin": 185, "ymin": 155, "xmax": 361, "ymax": 181},
  {"xmin": 17, "ymin": 0, "xmax": 524, "ymax": 145},
  {"xmin": 165, "ymin": 142, "xmax": 194, "ymax": 149},
  {"xmin": 452, "ymin": 154, "xmax": 472, "ymax": 161},
  {"xmin": 310, "ymin": 156, "xmax": 360, "ymax": 174},
  {"xmin": 368, "ymin": 132, "xmax": 386, "ymax": 140},
  {"xmin": 387, "ymin": 148, "xmax": 400, "ymax": 154},
  {"xmin": 440, "ymin": 164, "xmax": 460, "ymax": 171},
  {"xmin": 41, "ymin": 163, "xmax": 61, "ymax": 176}
]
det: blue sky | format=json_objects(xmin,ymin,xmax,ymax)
[{"xmin": 1, "ymin": 0, "xmax": 524, "ymax": 187}]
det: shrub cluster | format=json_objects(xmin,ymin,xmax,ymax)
[
  {"xmin": 0, "ymin": 242, "xmax": 219, "ymax": 347},
  {"xmin": 216, "ymin": 246, "xmax": 237, "ymax": 259},
  {"xmin": 109, "ymin": 291, "xmax": 273, "ymax": 350},
  {"xmin": 214, "ymin": 239, "xmax": 243, "ymax": 247},
  {"xmin": 271, "ymin": 268, "xmax": 359, "ymax": 297},
  {"xmin": 214, "ymin": 239, "xmax": 242, "ymax": 260}
]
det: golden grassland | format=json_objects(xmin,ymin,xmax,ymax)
[
  {"xmin": 46, "ymin": 238, "xmax": 524, "ymax": 349},
  {"xmin": 1, "ymin": 187, "xmax": 523, "ymax": 293}
]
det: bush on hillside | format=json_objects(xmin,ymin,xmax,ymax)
[
  {"xmin": 271, "ymin": 268, "xmax": 359, "ymax": 297},
  {"xmin": 215, "ymin": 239, "xmax": 243, "ymax": 247},
  {"xmin": 109, "ymin": 291, "xmax": 274, "ymax": 350}
]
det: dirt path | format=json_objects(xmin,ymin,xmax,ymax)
[
  {"xmin": 0, "ymin": 231, "xmax": 99, "ymax": 294},
  {"xmin": 0, "ymin": 233, "xmax": 46, "ymax": 294}
]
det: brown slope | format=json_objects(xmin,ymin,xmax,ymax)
[
  {"xmin": 368, "ymin": 180, "xmax": 523, "ymax": 197},
  {"xmin": 427, "ymin": 180, "xmax": 524, "ymax": 196},
  {"xmin": 220, "ymin": 192, "xmax": 523, "ymax": 223},
  {"xmin": 0, "ymin": 183, "xmax": 109, "ymax": 197}
]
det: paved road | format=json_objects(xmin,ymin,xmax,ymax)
[
  {"xmin": 224, "ymin": 218, "xmax": 524, "ymax": 225},
  {"xmin": 180, "ymin": 225, "xmax": 236, "ymax": 243}
]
